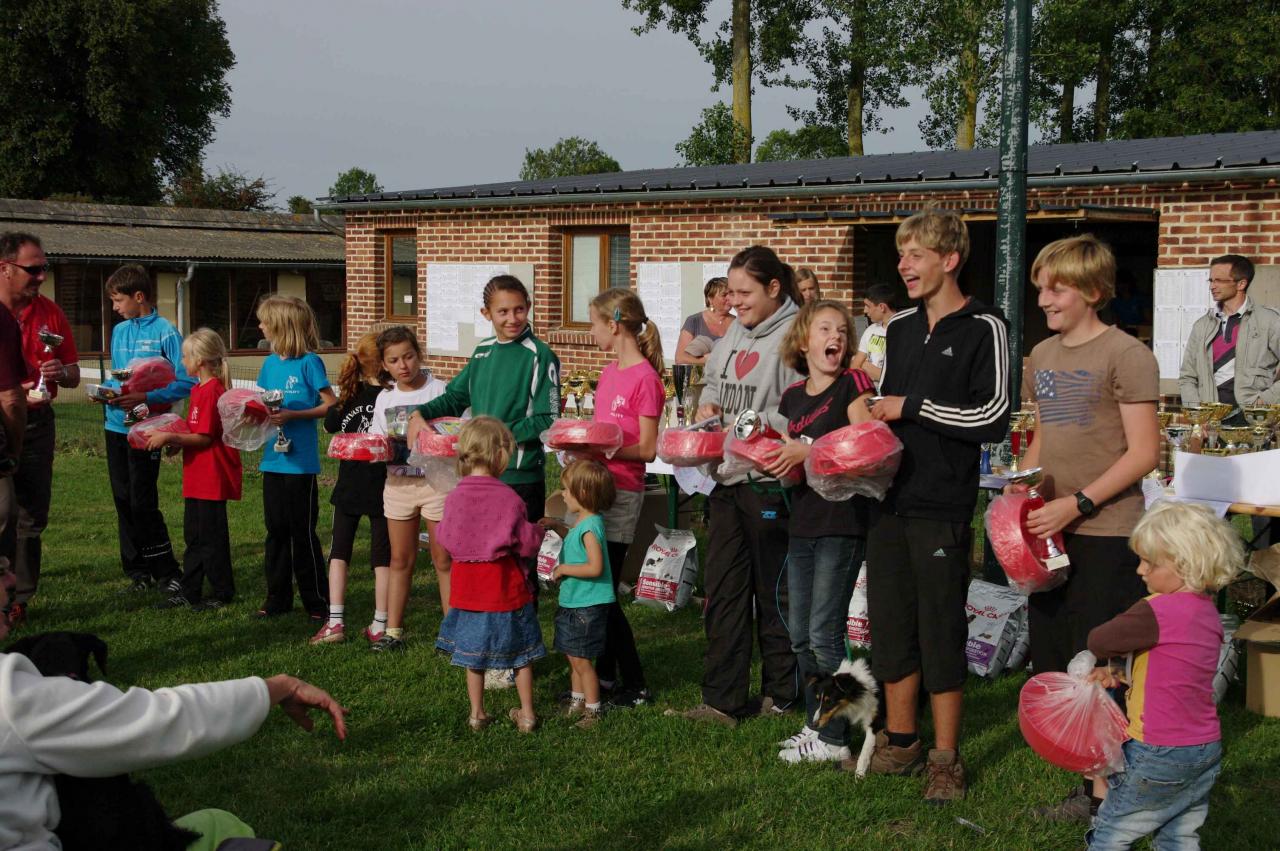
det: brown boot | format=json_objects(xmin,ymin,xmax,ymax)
[
  {"xmin": 842, "ymin": 730, "xmax": 925, "ymax": 775},
  {"xmin": 923, "ymin": 748, "xmax": 966, "ymax": 804}
]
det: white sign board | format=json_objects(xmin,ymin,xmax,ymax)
[
  {"xmin": 424, "ymin": 263, "xmax": 533, "ymax": 357},
  {"xmin": 1152, "ymin": 267, "xmax": 1213, "ymax": 379}
]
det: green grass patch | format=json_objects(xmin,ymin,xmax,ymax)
[{"xmin": 22, "ymin": 403, "xmax": 1280, "ymax": 849}]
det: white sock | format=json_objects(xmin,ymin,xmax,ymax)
[
  {"xmin": 585, "ymin": 702, "xmax": 601, "ymax": 712},
  {"xmin": 328, "ymin": 605, "xmax": 344, "ymax": 628},
  {"xmin": 370, "ymin": 610, "xmax": 388, "ymax": 633},
  {"xmin": 571, "ymin": 692, "xmax": 585, "ymax": 703}
]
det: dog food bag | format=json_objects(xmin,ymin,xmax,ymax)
[
  {"xmin": 126, "ymin": 413, "xmax": 190, "ymax": 450},
  {"xmin": 121, "ymin": 356, "xmax": 177, "ymax": 394},
  {"xmin": 985, "ymin": 493, "xmax": 1070, "ymax": 595},
  {"xmin": 536, "ymin": 530, "xmax": 564, "ymax": 589},
  {"xmin": 1019, "ymin": 650, "xmax": 1129, "ymax": 777},
  {"xmin": 721, "ymin": 436, "xmax": 803, "ymax": 486},
  {"xmin": 327, "ymin": 433, "xmax": 396, "ymax": 462},
  {"xmin": 542, "ymin": 419, "xmax": 625, "ymax": 458},
  {"xmin": 805, "ymin": 421, "xmax": 903, "ymax": 502},
  {"xmin": 846, "ymin": 562, "xmax": 871, "ymax": 650},
  {"xmin": 657, "ymin": 426, "xmax": 727, "ymax": 467},
  {"xmin": 633, "ymin": 525, "xmax": 698, "ymax": 612},
  {"xmin": 218, "ymin": 389, "xmax": 273, "ymax": 451},
  {"xmin": 1006, "ymin": 611, "xmax": 1032, "ymax": 674},
  {"xmin": 1214, "ymin": 613, "xmax": 1240, "ymax": 704},
  {"xmin": 965, "ymin": 580, "xmax": 1029, "ymax": 678}
]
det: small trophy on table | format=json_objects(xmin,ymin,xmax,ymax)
[
  {"xmin": 27, "ymin": 328, "xmax": 64, "ymax": 403},
  {"xmin": 672, "ymin": 364, "xmax": 695, "ymax": 427},
  {"xmin": 1004, "ymin": 466, "xmax": 1072, "ymax": 572},
  {"xmin": 261, "ymin": 390, "xmax": 291, "ymax": 453}
]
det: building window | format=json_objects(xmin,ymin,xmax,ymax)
[
  {"xmin": 385, "ymin": 233, "xmax": 417, "ymax": 319},
  {"xmin": 52, "ymin": 263, "xmax": 125, "ymax": 354},
  {"xmin": 562, "ymin": 229, "xmax": 629, "ymax": 325},
  {"xmin": 306, "ymin": 268, "xmax": 345, "ymax": 348},
  {"xmin": 190, "ymin": 268, "xmax": 277, "ymax": 351}
]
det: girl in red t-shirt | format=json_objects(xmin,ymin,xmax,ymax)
[{"xmin": 148, "ymin": 328, "xmax": 243, "ymax": 610}]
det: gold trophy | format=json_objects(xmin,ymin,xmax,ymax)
[
  {"xmin": 28, "ymin": 328, "xmax": 65, "ymax": 403},
  {"xmin": 1182, "ymin": 406, "xmax": 1215, "ymax": 452},
  {"xmin": 1249, "ymin": 426, "xmax": 1270, "ymax": 453},
  {"xmin": 1218, "ymin": 425, "xmax": 1252, "ymax": 454}
]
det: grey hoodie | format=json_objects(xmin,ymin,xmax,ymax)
[{"xmin": 701, "ymin": 298, "xmax": 802, "ymax": 486}]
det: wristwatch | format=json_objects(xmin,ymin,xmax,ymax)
[{"xmin": 1074, "ymin": 491, "xmax": 1096, "ymax": 517}]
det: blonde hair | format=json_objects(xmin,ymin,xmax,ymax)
[
  {"xmin": 896, "ymin": 208, "xmax": 970, "ymax": 270},
  {"xmin": 780, "ymin": 300, "xmax": 855, "ymax": 376},
  {"xmin": 181, "ymin": 328, "xmax": 231, "ymax": 388},
  {"xmin": 336, "ymin": 331, "xmax": 383, "ymax": 406},
  {"xmin": 256, "ymin": 295, "xmax": 320, "ymax": 358},
  {"xmin": 1030, "ymin": 234, "xmax": 1117, "ymax": 310},
  {"xmin": 456, "ymin": 416, "xmax": 513, "ymax": 476},
  {"xmin": 560, "ymin": 458, "xmax": 617, "ymax": 514},
  {"xmin": 590, "ymin": 288, "xmax": 664, "ymax": 374},
  {"xmin": 1129, "ymin": 501, "xmax": 1244, "ymax": 593}
]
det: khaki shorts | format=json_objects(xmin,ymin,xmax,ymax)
[
  {"xmin": 601, "ymin": 488, "xmax": 644, "ymax": 544},
  {"xmin": 383, "ymin": 476, "xmax": 446, "ymax": 523}
]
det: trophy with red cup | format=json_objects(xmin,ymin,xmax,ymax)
[
  {"xmin": 1004, "ymin": 466, "xmax": 1071, "ymax": 571},
  {"xmin": 27, "ymin": 327, "xmax": 65, "ymax": 403},
  {"xmin": 261, "ymin": 389, "xmax": 291, "ymax": 453}
]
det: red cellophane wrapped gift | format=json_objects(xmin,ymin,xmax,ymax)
[
  {"xmin": 218, "ymin": 389, "xmax": 273, "ymax": 451},
  {"xmin": 803, "ymin": 421, "xmax": 903, "ymax": 501},
  {"xmin": 723, "ymin": 436, "xmax": 802, "ymax": 486},
  {"xmin": 542, "ymin": 419, "xmax": 625, "ymax": 458},
  {"xmin": 127, "ymin": 413, "xmax": 190, "ymax": 449},
  {"xmin": 1019, "ymin": 651, "xmax": 1128, "ymax": 776},
  {"xmin": 985, "ymin": 492, "xmax": 1070, "ymax": 595},
  {"xmin": 121, "ymin": 357, "xmax": 177, "ymax": 394},
  {"xmin": 327, "ymin": 433, "xmax": 396, "ymax": 462},
  {"xmin": 657, "ymin": 427, "xmax": 727, "ymax": 467}
]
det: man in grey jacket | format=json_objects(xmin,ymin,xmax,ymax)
[{"xmin": 1179, "ymin": 254, "xmax": 1280, "ymax": 408}]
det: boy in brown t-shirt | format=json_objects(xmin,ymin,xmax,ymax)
[{"xmin": 1010, "ymin": 234, "xmax": 1160, "ymax": 823}]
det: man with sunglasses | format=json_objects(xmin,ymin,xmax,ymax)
[
  {"xmin": 1, "ymin": 232, "xmax": 78, "ymax": 630},
  {"xmin": 0, "ymin": 237, "xmax": 29, "ymax": 624}
]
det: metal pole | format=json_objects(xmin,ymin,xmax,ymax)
[{"xmin": 994, "ymin": 0, "xmax": 1032, "ymax": 405}]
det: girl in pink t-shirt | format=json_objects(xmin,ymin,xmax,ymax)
[{"xmin": 583, "ymin": 288, "xmax": 666, "ymax": 706}]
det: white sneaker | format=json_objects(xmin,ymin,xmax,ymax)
[
  {"xmin": 484, "ymin": 668, "xmax": 515, "ymax": 690},
  {"xmin": 778, "ymin": 739, "xmax": 851, "ymax": 764},
  {"xmin": 777, "ymin": 725, "xmax": 820, "ymax": 749}
]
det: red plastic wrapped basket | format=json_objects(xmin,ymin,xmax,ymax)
[
  {"xmin": 985, "ymin": 492, "xmax": 1070, "ymax": 595},
  {"xmin": 121, "ymin": 357, "xmax": 177, "ymax": 394},
  {"xmin": 723, "ymin": 436, "xmax": 802, "ymax": 486},
  {"xmin": 410, "ymin": 418, "xmax": 466, "ymax": 459},
  {"xmin": 217, "ymin": 388, "xmax": 273, "ymax": 451},
  {"xmin": 1019, "ymin": 653, "xmax": 1129, "ymax": 776},
  {"xmin": 127, "ymin": 413, "xmax": 190, "ymax": 449},
  {"xmin": 327, "ymin": 433, "xmax": 395, "ymax": 462},
  {"xmin": 803, "ymin": 421, "xmax": 903, "ymax": 501},
  {"xmin": 657, "ymin": 427, "xmax": 727, "ymax": 467},
  {"xmin": 542, "ymin": 419, "xmax": 625, "ymax": 458}
]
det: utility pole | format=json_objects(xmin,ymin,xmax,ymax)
[{"xmin": 994, "ymin": 0, "xmax": 1031, "ymax": 404}]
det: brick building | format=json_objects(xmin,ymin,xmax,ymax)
[{"xmin": 322, "ymin": 131, "xmax": 1280, "ymax": 393}]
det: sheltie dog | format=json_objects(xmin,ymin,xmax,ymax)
[{"xmin": 809, "ymin": 657, "xmax": 883, "ymax": 777}]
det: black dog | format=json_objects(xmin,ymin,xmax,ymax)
[{"xmin": 5, "ymin": 631, "xmax": 201, "ymax": 851}]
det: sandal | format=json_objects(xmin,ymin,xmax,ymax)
[
  {"xmin": 468, "ymin": 714, "xmax": 494, "ymax": 731},
  {"xmin": 508, "ymin": 707, "xmax": 538, "ymax": 734}
]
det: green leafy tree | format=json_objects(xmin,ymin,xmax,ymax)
[
  {"xmin": 675, "ymin": 103, "xmax": 753, "ymax": 166},
  {"xmin": 754, "ymin": 125, "xmax": 848, "ymax": 161},
  {"xmin": 166, "ymin": 166, "xmax": 276, "ymax": 211},
  {"xmin": 519, "ymin": 137, "xmax": 621, "ymax": 180},
  {"xmin": 0, "ymin": 0, "xmax": 234, "ymax": 204},
  {"xmin": 287, "ymin": 195, "xmax": 315, "ymax": 214},
  {"xmin": 915, "ymin": 0, "xmax": 1004, "ymax": 149},
  {"xmin": 328, "ymin": 167, "xmax": 383, "ymax": 198}
]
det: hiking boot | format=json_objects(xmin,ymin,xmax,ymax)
[
  {"xmin": 1031, "ymin": 784, "xmax": 1094, "ymax": 823},
  {"xmin": 369, "ymin": 635, "xmax": 406, "ymax": 653},
  {"xmin": 663, "ymin": 703, "xmax": 738, "ymax": 728},
  {"xmin": 509, "ymin": 707, "xmax": 538, "ymax": 733},
  {"xmin": 574, "ymin": 706, "xmax": 605, "ymax": 730},
  {"xmin": 923, "ymin": 748, "xmax": 966, "ymax": 804},
  {"xmin": 155, "ymin": 594, "xmax": 191, "ymax": 610},
  {"xmin": 309, "ymin": 622, "xmax": 346, "ymax": 645},
  {"xmin": 849, "ymin": 730, "xmax": 925, "ymax": 776},
  {"xmin": 563, "ymin": 699, "xmax": 586, "ymax": 718},
  {"xmin": 778, "ymin": 725, "xmax": 820, "ymax": 750},
  {"xmin": 779, "ymin": 739, "xmax": 851, "ymax": 764}
]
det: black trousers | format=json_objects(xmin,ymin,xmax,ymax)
[
  {"xmin": 701, "ymin": 482, "xmax": 796, "ymax": 716},
  {"xmin": 261, "ymin": 472, "xmax": 328, "ymax": 614},
  {"xmin": 105, "ymin": 430, "xmax": 179, "ymax": 583},
  {"xmin": 596, "ymin": 540, "xmax": 646, "ymax": 689},
  {"xmin": 181, "ymin": 498, "xmax": 234, "ymax": 603},
  {"xmin": 14, "ymin": 405, "xmax": 54, "ymax": 604}
]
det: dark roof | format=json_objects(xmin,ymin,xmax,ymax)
[
  {"xmin": 326, "ymin": 130, "xmax": 1280, "ymax": 205},
  {"xmin": 0, "ymin": 198, "xmax": 345, "ymax": 264}
]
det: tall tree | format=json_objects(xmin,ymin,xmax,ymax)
[
  {"xmin": 754, "ymin": 125, "xmax": 847, "ymax": 160},
  {"xmin": 915, "ymin": 0, "xmax": 1004, "ymax": 150},
  {"xmin": 623, "ymin": 0, "xmax": 808, "ymax": 162},
  {"xmin": 519, "ymin": 137, "xmax": 621, "ymax": 180},
  {"xmin": 328, "ymin": 167, "xmax": 383, "ymax": 198},
  {"xmin": 0, "ymin": 0, "xmax": 234, "ymax": 204},
  {"xmin": 675, "ymin": 102, "xmax": 753, "ymax": 165},
  {"xmin": 166, "ymin": 166, "xmax": 276, "ymax": 211}
]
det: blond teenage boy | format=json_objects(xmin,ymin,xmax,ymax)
[
  {"xmin": 1011, "ymin": 234, "xmax": 1160, "ymax": 823},
  {"xmin": 862, "ymin": 209, "xmax": 1010, "ymax": 802}
]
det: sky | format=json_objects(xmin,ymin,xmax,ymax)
[{"xmin": 203, "ymin": 0, "xmax": 939, "ymax": 203}]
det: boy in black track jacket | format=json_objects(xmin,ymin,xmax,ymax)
[{"xmin": 854, "ymin": 209, "xmax": 1010, "ymax": 804}]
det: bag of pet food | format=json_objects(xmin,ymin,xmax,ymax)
[
  {"xmin": 804, "ymin": 421, "xmax": 903, "ymax": 502},
  {"xmin": 542, "ymin": 419, "xmax": 625, "ymax": 458},
  {"xmin": 126, "ymin": 413, "xmax": 190, "ymax": 450},
  {"xmin": 633, "ymin": 525, "xmax": 698, "ymax": 612},
  {"xmin": 965, "ymin": 580, "xmax": 1029, "ymax": 678},
  {"xmin": 218, "ymin": 389, "xmax": 273, "ymax": 451},
  {"xmin": 1214, "ymin": 613, "xmax": 1240, "ymax": 704},
  {"xmin": 1006, "ymin": 610, "xmax": 1032, "ymax": 674},
  {"xmin": 1019, "ymin": 650, "xmax": 1129, "ymax": 777},
  {"xmin": 846, "ymin": 562, "xmax": 871, "ymax": 650},
  {"xmin": 536, "ymin": 530, "xmax": 563, "ymax": 589}
]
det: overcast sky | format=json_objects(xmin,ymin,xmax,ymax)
[{"xmin": 204, "ymin": 0, "xmax": 940, "ymax": 203}]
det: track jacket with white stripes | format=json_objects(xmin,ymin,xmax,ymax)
[{"xmin": 879, "ymin": 298, "xmax": 1011, "ymax": 522}]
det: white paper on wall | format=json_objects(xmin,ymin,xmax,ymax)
[
  {"xmin": 425, "ymin": 262, "xmax": 510, "ymax": 353},
  {"xmin": 1152, "ymin": 268, "xmax": 1213, "ymax": 379},
  {"xmin": 701, "ymin": 262, "xmax": 730, "ymax": 283},
  {"xmin": 638, "ymin": 262, "xmax": 684, "ymax": 363}
]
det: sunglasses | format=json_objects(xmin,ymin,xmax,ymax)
[{"xmin": 2, "ymin": 260, "xmax": 49, "ymax": 276}]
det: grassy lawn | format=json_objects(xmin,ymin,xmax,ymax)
[{"xmin": 21, "ymin": 402, "xmax": 1280, "ymax": 849}]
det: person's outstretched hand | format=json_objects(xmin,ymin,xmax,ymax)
[{"xmin": 265, "ymin": 674, "xmax": 349, "ymax": 740}]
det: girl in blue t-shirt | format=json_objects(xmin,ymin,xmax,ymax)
[
  {"xmin": 254, "ymin": 295, "xmax": 337, "ymax": 621},
  {"xmin": 540, "ymin": 459, "xmax": 617, "ymax": 729}
]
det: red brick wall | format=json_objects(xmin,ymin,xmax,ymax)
[{"xmin": 341, "ymin": 178, "xmax": 1280, "ymax": 381}]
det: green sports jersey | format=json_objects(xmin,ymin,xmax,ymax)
[{"xmin": 417, "ymin": 325, "xmax": 560, "ymax": 484}]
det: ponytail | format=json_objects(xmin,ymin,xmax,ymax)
[
  {"xmin": 337, "ymin": 331, "xmax": 383, "ymax": 406},
  {"xmin": 590, "ymin": 287, "xmax": 664, "ymax": 374},
  {"xmin": 182, "ymin": 327, "xmax": 231, "ymax": 388},
  {"xmin": 729, "ymin": 245, "xmax": 801, "ymax": 307}
]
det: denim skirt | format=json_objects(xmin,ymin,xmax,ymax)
[
  {"xmin": 435, "ymin": 602, "xmax": 546, "ymax": 670},
  {"xmin": 553, "ymin": 603, "xmax": 610, "ymax": 658}
]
